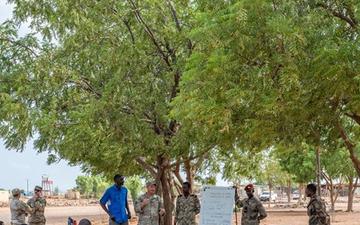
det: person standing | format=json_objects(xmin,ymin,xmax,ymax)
[
  {"xmin": 10, "ymin": 188, "xmax": 31, "ymax": 225},
  {"xmin": 100, "ymin": 174, "xmax": 131, "ymax": 225},
  {"xmin": 134, "ymin": 181, "xmax": 165, "ymax": 225},
  {"xmin": 234, "ymin": 184, "xmax": 267, "ymax": 225},
  {"xmin": 27, "ymin": 186, "xmax": 46, "ymax": 225},
  {"xmin": 174, "ymin": 182, "xmax": 200, "ymax": 225},
  {"xmin": 306, "ymin": 183, "xmax": 329, "ymax": 225}
]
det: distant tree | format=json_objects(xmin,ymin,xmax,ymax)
[
  {"xmin": 125, "ymin": 176, "xmax": 142, "ymax": 201},
  {"xmin": 75, "ymin": 175, "xmax": 109, "ymax": 198},
  {"xmin": 54, "ymin": 186, "xmax": 60, "ymax": 196}
]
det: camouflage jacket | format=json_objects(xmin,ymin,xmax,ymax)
[
  {"xmin": 10, "ymin": 199, "xmax": 31, "ymax": 224},
  {"xmin": 236, "ymin": 197, "xmax": 267, "ymax": 225},
  {"xmin": 175, "ymin": 194, "xmax": 200, "ymax": 225},
  {"xmin": 27, "ymin": 197, "xmax": 47, "ymax": 223},
  {"xmin": 135, "ymin": 194, "xmax": 163, "ymax": 225},
  {"xmin": 307, "ymin": 195, "xmax": 329, "ymax": 225}
]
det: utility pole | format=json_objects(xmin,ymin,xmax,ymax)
[{"xmin": 26, "ymin": 179, "xmax": 29, "ymax": 196}]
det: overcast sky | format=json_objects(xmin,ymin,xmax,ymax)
[{"xmin": 0, "ymin": 0, "xmax": 82, "ymax": 192}]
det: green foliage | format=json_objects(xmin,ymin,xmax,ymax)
[
  {"xmin": 221, "ymin": 149, "xmax": 263, "ymax": 182},
  {"xmin": 322, "ymin": 147, "xmax": 358, "ymax": 180},
  {"xmin": 195, "ymin": 176, "xmax": 217, "ymax": 185},
  {"xmin": 173, "ymin": 0, "xmax": 360, "ymax": 176},
  {"xmin": 75, "ymin": 175, "xmax": 109, "ymax": 198},
  {"xmin": 275, "ymin": 144, "xmax": 316, "ymax": 184},
  {"xmin": 257, "ymin": 151, "xmax": 291, "ymax": 188},
  {"xmin": 125, "ymin": 175, "xmax": 142, "ymax": 201},
  {"xmin": 0, "ymin": 0, "xmax": 197, "ymax": 177},
  {"xmin": 2, "ymin": 2, "xmax": 360, "ymax": 215}
]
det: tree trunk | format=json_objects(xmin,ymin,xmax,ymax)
[
  {"xmin": 337, "ymin": 122, "xmax": 360, "ymax": 177},
  {"xmin": 268, "ymin": 183, "xmax": 272, "ymax": 208},
  {"xmin": 184, "ymin": 158, "xmax": 195, "ymax": 187},
  {"xmin": 329, "ymin": 179, "xmax": 335, "ymax": 211},
  {"xmin": 323, "ymin": 172, "xmax": 335, "ymax": 211},
  {"xmin": 173, "ymin": 160, "xmax": 184, "ymax": 190},
  {"xmin": 298, "ymin": 183, "xmax": 304, "ymax": 203},
  {"xmin": 347, "ymin": 177, "xmax": 358, "ymax": 212},
  {"xmin": 156, "ymin": 156, "xmax": 174, "ymax": 225},
  {"xmin": 316, "ymin": 146, "xmax": 321, "ymax": 197},
  {"xmin": 286, "ymin": 179, "xmax": 291, "ymax": 203}
]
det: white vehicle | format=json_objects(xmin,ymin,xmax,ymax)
[
  {"xmin": 292, "ymin": 191, "xmax": 300, "ymax": 200},
  {"xmin": 259, "ymin": 191, "xmax": 277, "ymax": 202}
]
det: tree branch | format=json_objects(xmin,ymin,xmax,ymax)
[
  {"xmin": 336, "ymin": 121, "xmax": 355, "ymax": 151},
  {"xmin": 68, "ymin": 79, "xmax": 102, "ymax": 99},
  {"xmin": 135, "ymin": 157, "xmax": 157, "ymax": 177},
  {"xmin": 172, "ymin": 160, "xmax": 184, "ymax": 184},
  {"xmin": 353, "ymin": 177, "xmax": 359, "ymax": 194},
  {"xmin": 127, "ymin": 0, "xmax": 173, "ymax": 69},
  {"xmin": 169, "ymin": 145, "xmax": 214, "ymax": 168},
  {"xmin": 165, "ymin": 0, "xmax": 181, "ymax": 32},
  {"xmin": 321, "ymin": 170, "xmax": 331, "ymax": 184},
  {"xmin": 123, "ymin": 19, "xmax": 136, "ymax": 44},
  {"xmin": 336, "ymin": 121, "xmax": 360, "ymax": 176},
  {"xmin": 0, "ymin": 37, "xmax": 39, "ymax": 57},
  {"xmin": 345, "ymin": 112, "xmax": 360, "ymax": 126},
  {"xmin": 317, "ymin": 3, "xmax": 358, "ymax": 28}
]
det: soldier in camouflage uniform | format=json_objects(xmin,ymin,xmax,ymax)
[
  {"xmin": 134, "ymin": 181, "xmax": 165, "ymax": 225},
  {"xmin": 306, "ymin": 183, "xmax": 329, "ymax": 225},
  {"xmin": 27, "ymin": 186, "xmax": 47, "ymax": 225},
  {"xmin": 234, "ymin": 184, "xmax": 267, "ymax": 225},
  {"xmin": 174, "ymin": 182, "xmax": 200, "ymax": 225},
  {"xmin": 10, "ymin": 188, "xmax": 31, "ymax": 225}
]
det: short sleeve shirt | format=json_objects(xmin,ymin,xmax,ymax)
[{"xmin": 100, "ymin": 185, "xmax": 128, "ymax": 224}]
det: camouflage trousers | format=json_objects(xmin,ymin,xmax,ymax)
[
  {"xmin": 241, "ymin": 219, "xmax": 260, "ymax": 225},
  {"xmin": 176, "ymin": 220, "xmax": 197, "ymax": 225},
  {"xmin": 109, "ymin": 219, "xmax": 128, "ymax": 225},
  {"xmin": 29, "ymin": 222, "xmax": 45, "ymax": 225},
  {"xmin": 137, "ymin": 217, "xmax": 159, "ymax": 225}
]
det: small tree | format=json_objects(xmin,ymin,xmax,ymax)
[
  {"xmin": 322, "ymin": 147, "xmax": 358, "ymax": 211},
  {"xmin": 76, "ymin": 175, "xmax": 110, "ymax": 198},
  {"xmin": 54, "ymin": 186, "xmax": 60, "ymax": 196},
  {"xmin": 258, "ymin": 152, "xmax": 289, "ymax": 207},
  {"xmin": 125, "ymin": 176, "xmax": 142, "ymax": 201},
  {"xmin": 275, "ymin": 145, "xmax": 316, "ymax": 203}
]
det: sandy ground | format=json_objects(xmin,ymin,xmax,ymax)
[
  {"xmin": 0, "ymin": 205, "xmax": 107, "ymax": 225},
  {"xmin": 1, "ymin": 205, "xmax": 360, "ymax": 225}
]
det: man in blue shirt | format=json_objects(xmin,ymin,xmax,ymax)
[{"xmin": 100, "ymin": 174, "xmax": 131, "ymax": 225}]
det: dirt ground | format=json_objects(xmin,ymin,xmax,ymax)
[
  {"xmin": 1, "ymin": 205, "xmax": 359, "ymax": 225},
  {"xmin": 251, "ymin": 210, "xmax": 360, "ymax": 225}
]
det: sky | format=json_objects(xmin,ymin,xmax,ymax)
[{"xmin": 0, "ymin": 0, "xmax": 83, "ymax": 192}]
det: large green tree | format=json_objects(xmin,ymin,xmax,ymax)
[
  {"xmin": 3, "ymin": 1, "xmax": 360, "ymax": 223},
  {"xmin": 0, "ymin": 1, "xmax": 203, "ymax": 223},
  {"xmin": 173, "ymin": 0, "xmax": 360, "ymax": 178}
]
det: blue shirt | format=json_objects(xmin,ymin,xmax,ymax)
[{"xmin": 100, "ymin": 185, "xmax": 128, "ymax": 223}]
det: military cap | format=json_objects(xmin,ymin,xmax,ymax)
[
  {"xmin": 244, "ymin": 184, "xmax": 255, "ymax": 191},
  {"xmin": 12, "ymin": 188, "xmax": 21, "ymax": 196},
  {"xmin": 146, "ymin": 180, "xmax": 157, "ymax": 187},
  {"xmin": 34, "ymin": 186, "xmax": 43, "ymax": 191}
]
